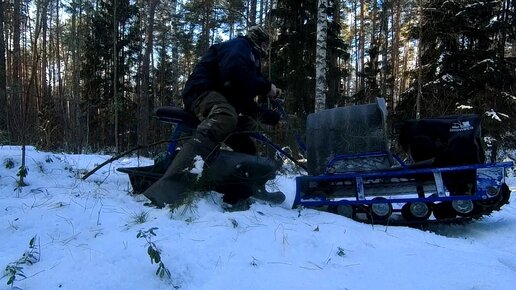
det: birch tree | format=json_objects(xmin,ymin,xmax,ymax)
[
  {"xmin": 315, "ymin": 0, "xmax": 328, "ymax": 112},
  {"xmin": 0, "ymin": 1, "xmax": 6, "ymax": 132}
]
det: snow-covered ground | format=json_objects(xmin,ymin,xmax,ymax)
[{"xmin": 1, "ymin": 145, "xmax": 515, "ymax": 290}]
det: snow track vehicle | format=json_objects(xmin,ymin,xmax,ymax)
[
  {"xmin": 118, "ymin": 98, "xmax": 513, "ymax": 225},
  {"xmin": 296, "ymin": 98, "xmax": 512, "ymax": 225}
]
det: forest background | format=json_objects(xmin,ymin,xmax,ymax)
[{"xmin": 0, "ymin": 0, "xmax": 514, "ymax": 160}]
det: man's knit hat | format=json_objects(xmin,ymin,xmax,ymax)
[{"xmin": 247, "ymin": 26, "xmax": 270, "ymax": 55}]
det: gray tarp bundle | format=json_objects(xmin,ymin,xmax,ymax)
[{"xmin": 306, "ymin": 98, "xmax": 391, "ymax": 175}]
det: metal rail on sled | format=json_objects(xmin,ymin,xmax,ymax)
[{"xmin": 295, "ymin": 151, "xmax": 513, "ymax": 224}]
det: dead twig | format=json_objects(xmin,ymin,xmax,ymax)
[{"xmin": 81, "ymin": 139, "xmax": 169, "ymax": 181}]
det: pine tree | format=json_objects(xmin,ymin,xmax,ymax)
[{"xmin": 398, "ymin": 0, "xmax": 516, "ymax": 149}]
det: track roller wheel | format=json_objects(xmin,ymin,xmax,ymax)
[
  {"xmin": 401, "ymin": 202, "xmax": 432, "ymax": 221},
  {"xmin": 451, "ymin": 200, "xmax": 474, "ymax": 217},
  {"xmin": 335, "ymin": 205, "xmax": 355, "ymax": 218},
  {"xmin": 476, "ymin": 194, "xmax": 502, "ymax": 207},
  {"xmin": 476, "ymin": 183, "xmax": 513, "ymax": 216},
  {"xmin": 368, "ymin": 197, "xmax": 392, "ymax": 221},
  {"xmin": 432, "ymin": 202, "xmax": 456, "ymax": 220}
]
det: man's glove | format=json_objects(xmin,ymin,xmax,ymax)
[{"xmin": 258, "ymin": 109, "xmax": 281, "ymax": 126}]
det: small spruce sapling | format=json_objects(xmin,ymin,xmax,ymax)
[
  {"xmin": 336, "ymin": 247, "xmax": 346, "ymax": 257},
  {"xmin": 4, "ymin": 158, "xmax": 15, "ymax": 169},
  {"xmin": 15, "ymin": 165, "xmax": 28, "ymax": 188}
]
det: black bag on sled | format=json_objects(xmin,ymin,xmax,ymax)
[
  {"xmin": 399, "ymin": 115, "xmax": 485, "ymax": 195},
  {"xmin": 399, "ymin": 114, "xmax": 485, "ymax": 166}
]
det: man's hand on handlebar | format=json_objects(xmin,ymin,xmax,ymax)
[{"xmin": 266, "ymin": 83, "xmax": 282, "ymax": 99}]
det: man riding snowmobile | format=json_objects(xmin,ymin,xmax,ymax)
[{"xmin": 142, "ymin": 26, "xmax": 281, "ymax": 208}]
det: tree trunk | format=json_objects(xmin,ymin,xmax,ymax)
[
  {"xmin": 369, "ymin": 0, "xmax": 379, "ymax": 99},
  {"xmin": 40, "ymin": 0, "xmax": 50, "ymax": 147},
  {"xmin": 0, "ymin": 1, "xmax": 7, "ymax": 132},
  {"xmin": 12, "ymin": 0, "xmax": 22, "ymax": 140},
  {"xmin": 55, "ymin": 0, "xmax": 64, "ymax": 148},
  {"xmin": 315, "ymin": 0, "xmax": 328, "ymax": 112},
  {"xmin": 391, "ymin": 0, "xmax": 401, "ymax": 108},
  {"xmin": 137, "ymin": 0, "xmax": 158, "ymax": 148},
  {"xmin": 400, "ymin": 42, "xmax": 409, "ymax": 94},
  {"xmin": 259, "ymin": 0, "xmax": 265, "ymax": 24},
  {"xmin": 113, "ymin": 0, "xmax": 119, "ymax": 152},
  {"xmin": 359, "ymin": 0, "xmax": 365, "ymax": 93},
  {"xmin": 327, "ymin": 0, "xmax": 340, "ymax": 108},
  {"xmin": 199, "ymin": 0, "xmax": 213, "ymax": 56},
  {"xmin": 380, "ymin": 0, "xmax": 389, "ymax": 99},
  {"xmin": 171, "ymin": 0, "xmax": 179, "ymax": 101},
  {"xmin": 353, "ymin": 0, "xmax": 358, "ymax": 93},
  {"xmin": 250, "ymin": 0, "xmax": 257, "ymax": 25}
]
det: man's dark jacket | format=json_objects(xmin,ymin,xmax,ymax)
[{"xmin": 181, "ymin": 36, "xmax": 271, "ymax": 115}]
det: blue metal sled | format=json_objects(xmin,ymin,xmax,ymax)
[
  {"xmin": 294, "ymin": 151, "xmax": 512, "ymax": 223},
  {"xmin": 293, "ymin": 98, "xmax": 513, "ymax": 224}
]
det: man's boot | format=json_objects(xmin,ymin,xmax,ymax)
[{"xmin": 142, "ymin": 136, "xmax": 217, "ymax": 208}]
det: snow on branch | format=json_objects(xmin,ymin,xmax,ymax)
[{"xmin": 485, "ymin": 109, "xmax": 509, "ymax": 122}]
